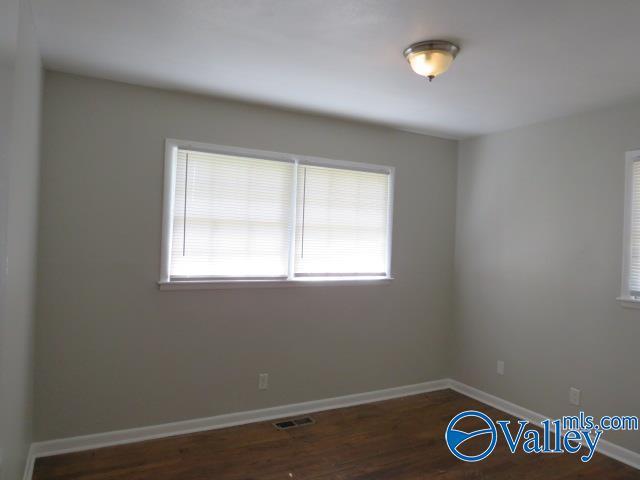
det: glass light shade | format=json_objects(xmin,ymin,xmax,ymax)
[{"xmin": 406, "ymin": 49, "xmax": 454, "ymax": 78}]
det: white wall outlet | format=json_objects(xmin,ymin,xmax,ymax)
[
  {"xmin": 258, "ymin": 373, "xmax": 269, "ymax": 390},
  {"xmin": 497, "ymin": 360, "xmax": 505, "ymax": 376},
  {"xmin": 569, "ymin": 387, "xmax": 581, "ymax": 406}
]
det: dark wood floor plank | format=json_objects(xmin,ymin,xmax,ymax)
[{"xmin": 33, "ymin": 389, "xmax": 640, "ymax": 479}]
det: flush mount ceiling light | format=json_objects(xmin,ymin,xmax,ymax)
[{"xmin": 403, "ymin": 40, "xmax": 460, "ymax": 82}]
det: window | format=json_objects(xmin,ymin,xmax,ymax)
[
  {"xmin": 160, "ymin": 139, "xmax": 394, "ymax": 287},
  {"xmin": 620, "ymin": 149, "xmax": 640, "ymax": 306}
]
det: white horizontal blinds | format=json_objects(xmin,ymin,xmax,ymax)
[
  {"xmin": 630, "ymin": 160, "xmax": 640, "ymax": 294},
  {"xmin": 170, "ymin": 149, "xmax": 293, "ymax": 278},
  {"xmin": 294, "ymin": 164, "xmax": 390, "ymax": 276}
]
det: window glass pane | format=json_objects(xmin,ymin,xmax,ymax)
[
  {"xmin": 170, "ymin": 149, "xmax": 293, "ymax": 278},
  {"xmin": 294, "ymin": 164, "xmax": 390, "ymax": 276}
]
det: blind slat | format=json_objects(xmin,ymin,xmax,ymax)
[
  {"xmin": 630, "ymin": 160, "xmax": 640, "ymax": 291},
  {"xmin": 171, "ymin": 149, "xmax": 293, "ymax": 278},
  {"xmin": 169, "ymin": 148, "xmax": 391, "ymax": 279},
  {"xmin": 294, "ymin": 164, "xmax": 389, "ymax": 276}
]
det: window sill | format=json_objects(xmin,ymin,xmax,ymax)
[
  {"xmin": 616, "ymin": 296, "xmax": 640, "ymax": 309},
  {"xmin": 158, "ymin": 277, "xmax": 394, "ymax": 291}
]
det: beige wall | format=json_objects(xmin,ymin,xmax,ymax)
[
  {"xmin": 34, "ymin": 68, "xmax": 640, "ymax": 458},
  {"xmin": 454, "ymin": 101, "xmax": 640, "ymax": 453},
  {"xmin": 35, "ymin": 72, "xmax": 458, "ymax": 441},
  {"xmin": 0, "ymin": 0, "xmax": 42, "ymax": 478}
]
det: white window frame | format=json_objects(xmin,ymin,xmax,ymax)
[
  {"xmin": 159, "ymin": 138, "xmax": 395, "ymax": 290},
  {"xmin": 619, "ymin": 149, "xmax": 640, "ymax": 308}
]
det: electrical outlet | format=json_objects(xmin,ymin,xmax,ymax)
[
  {"xmin": 258, "ymin": 373, "xmax": 269, "ymax": 390},
  {"xmin": 569, "ymin": 387, "xmax": 581, "ymax": 406},
  {"xmin": 497, "ymin": 360, "xmax": 505, "ymax": 376}
]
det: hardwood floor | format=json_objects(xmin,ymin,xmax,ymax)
[{"xmin": 33, "ymin": 389, "xmax": 640, "ymax": 479}]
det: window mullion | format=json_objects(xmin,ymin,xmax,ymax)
[{"xmin": 287, "ymin": 159, "xmax": 299, "ymax": 280}]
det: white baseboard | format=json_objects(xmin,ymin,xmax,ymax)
[
  {"xmin": 448, "ymin": 380, "xmax": 548, "ymax": 425},
  {"xmin": 23, "ymin": 378, "xmax": 640, "ymax": 480},
  {"xmin": 448, "ymin": 380, "xmax": 640, "ymax": 470},
  {"xmin": 22, "ymin": 446, "xmax": 35, "ymax": 480},
  {"xmin": 27, "ymin": 379, "xmax": 449, "ymax": 460}
]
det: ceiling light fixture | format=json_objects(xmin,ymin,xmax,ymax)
[{"xmin": 403, "ymin": 40, "xmax": 460, "ymax": 82}]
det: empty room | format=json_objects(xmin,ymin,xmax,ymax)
[{"xmin": 1, "ymin": 0, "xmax": 640, "ymax": 478}]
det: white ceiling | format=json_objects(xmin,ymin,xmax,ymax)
[{"xmin": 31, "ymin": 0, "xmax": 640, "ymax": 138}]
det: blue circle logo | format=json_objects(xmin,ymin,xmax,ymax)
[{"xmin": 445, "ymin": 410, "xmax": 497, "ymax": 462}]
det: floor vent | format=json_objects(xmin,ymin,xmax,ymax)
[{"xmin": 273, "ymin": 416, "xmax": 315, "ymax": 430}]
